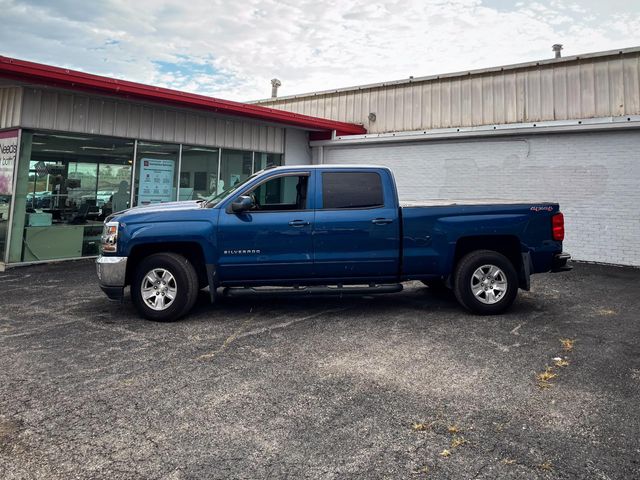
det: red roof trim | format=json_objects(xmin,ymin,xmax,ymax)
[{"xmin": 0, "ymin": 56, "xmax": 366, "ymax": 136}]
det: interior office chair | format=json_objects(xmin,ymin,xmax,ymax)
[{"xmin": 68, "ymin": 203, "xmax": 90, "ymax": 225}]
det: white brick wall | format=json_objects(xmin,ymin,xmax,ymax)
[{"xmin": 321, "ymin": 130, "xmax": 640, "ymax": 266}]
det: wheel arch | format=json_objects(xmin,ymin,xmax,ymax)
[
  {"xmin": 126, "ymin": 241, "xmax": 208, "ymax": 289},
  {"xmin": 451, "ymin": 235, "xmax": 529, "ymax": 289}
]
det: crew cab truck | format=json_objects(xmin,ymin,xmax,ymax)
[{"xmin": 96, "ymin": 165, "xmax": 571, "ymax": 321}]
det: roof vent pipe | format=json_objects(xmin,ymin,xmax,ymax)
[
  {"xmin": 271, "ymin": 78, "xmax": 281, "ymax": 98},
  {"xmin": 552, "ymin": 44, "xmax": 563, "ymax": 59}
]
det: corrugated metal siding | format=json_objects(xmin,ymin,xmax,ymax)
[
  {"xmin": 0, "ymin": 86, "xmax": 22, "ymax": 129},
  {"xmin": 20, "ymin": 88, "xmax": 284, "ymax": 153},
  {"xmin": 258, "ymin": 52, "xmax": 640, "ymax": 134}
]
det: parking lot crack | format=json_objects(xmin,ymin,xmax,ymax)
[
  {"xmin": 197, "ymin": 314, "xmax": 257, "ymax": 360},
  {"xmin": 197, "ymin": 307, "xmax": 352, "ymax": 360},
  {"xmin": 510, "ymin": 322, "xmax": 525, "ymax": 335},
  {"xmin": 234, "ymin": 307, "xmax": 352, "ymax": 341}
]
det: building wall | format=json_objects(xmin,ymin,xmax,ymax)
[
  {"xmin": 20, "ymin": 87, "xmax": 285, "ymax": 153},
  {"xmin": 256, "ymin": 49, "xmax": 640, "ymax": 135},
  {"xmin": 320, "ymin": 130, "xmax": 640, "ymax": 266},
  {"xmin": 0, "ymin": 87, "xmax": 22, "ymax": 128},
  {"xmin": 283, "ymin": 128, "xmax": 312, "ymax": 165}
]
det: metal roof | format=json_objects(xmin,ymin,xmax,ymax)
[
  {"xmin": 251, "ymin": 46, "xmax": 640, "ymax": 102},
  {"xmin": 0, "ymin": 55, "xmax": 366, "ymax": 136},
  {"xmin": 251, "ymin": 46, "xmax": 640, "ymax": 135}
]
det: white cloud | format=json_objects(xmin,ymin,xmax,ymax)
[{"xmin": 0, "ymin": 0, "xmax": 639, "ymax": 101}]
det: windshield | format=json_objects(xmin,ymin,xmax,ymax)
[{"xmin": 203, "ymin": 171, "xmax": 261, "ymax": 208}]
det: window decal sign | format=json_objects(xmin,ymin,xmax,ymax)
[
  {"xmin": 138, "ymin": 158, "xmax": 175, "ymax": 205},
  {"xmin": 0, "ymin": 129, "xmax": 19, "ymax": 195}
]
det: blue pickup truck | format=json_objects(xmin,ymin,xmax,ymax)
[{"xmin": 96, "ymin": 165, "xmax": 570, "ymax": 321}]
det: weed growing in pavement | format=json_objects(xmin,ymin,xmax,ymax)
[
  {"xmin": 450, "ymin": 436, "xmax": 466, "ymax": 449},
  {"xmin": 537, "ymin": 338, "xmax": 577, "ymax": 388},
  {"xmin": 411, "ymin": 422, "xmax": 429, "ymax": 432},
  {"xmin": 560, "ymin": 338, "xmax": 575, "ymax": 351},
  {"xmin": 537, "ymin": 366, "xmax": 558, "ymax": 388},
  {"xmin": 539, "ymin": 461, "xmax": 554, "ymax": 471},
  {"xmin": 537, "ymin": 367, "xmax": 557, "ymax": 382},
  {"xmin": 554, "ymin": 358, "xmax": 570, "ymax": 367},
  {"xmin": 413, "ymin": 465, "xmax": 429, "ymax": 475}
]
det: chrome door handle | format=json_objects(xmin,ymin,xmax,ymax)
[
  {"xmin": 371, "ymin": 218, "xmax": 393, "ymax": 225},
  {"xmin": 289, "ymin": 220, "xmax": 310, "ymax": 227}
]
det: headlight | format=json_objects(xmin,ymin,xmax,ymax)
[{"xmin": 101, "ymin": 221, "xmax": 119, "ymax": 253}]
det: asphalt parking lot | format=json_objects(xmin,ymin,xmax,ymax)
[{"xmin": 0, "ymin": 260, "xmax": 638, "ymax": 479}]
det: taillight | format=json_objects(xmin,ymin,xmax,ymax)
[{"xmin": 552, "ymin": 213, "xmax": 565, "ymax": 241}]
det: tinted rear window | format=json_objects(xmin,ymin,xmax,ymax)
[{"xmin": 322, "ymin": 172, "xmax": 384, "ymax": 209}]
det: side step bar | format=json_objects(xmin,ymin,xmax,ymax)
[{"xmin": 223, "ymin": 283, "xmax": 403, "ymax": 298}]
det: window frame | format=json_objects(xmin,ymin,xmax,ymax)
[
  {"xmin": 319, "ymin": 171, "xmax": 385, "ymax": 211},
  {"xmin": 226, "ymin": 171, "xmax": 312, "ymax": 214}
]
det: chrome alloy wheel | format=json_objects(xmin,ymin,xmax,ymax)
[
  {"xmin": 470, "ymin": 264, "xmax": 508, "ymax": 305},
  {"xmin": 141, "ymin": 268, "xmax": 177, "ymax": 311}
]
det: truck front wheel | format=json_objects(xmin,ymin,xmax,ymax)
[
  {"xmin": 453, "ymin": 250, "xmax": 518, "ymax": 315},
  {"xmin": 132, "ymin": 253, "xmax": 199, "ymax": 322}
]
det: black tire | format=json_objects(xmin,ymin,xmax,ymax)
[
  {"xmin": 421, "ymin": 279, "xmax": 448, "ymax": 290},
  {"xmin": 453, "ymin": 250, "xmax": 518, "ymax": 315},
  {"xmin": 132, "ymin": 253, "xmax": 199, "ymax": 322}
]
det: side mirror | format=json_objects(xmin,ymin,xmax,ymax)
[{"xmin": 231, "ymin": 195, "xmax": 254, "ymax": 213}]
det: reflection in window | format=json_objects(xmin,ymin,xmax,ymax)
[
  {"xmin": 180, "ymin": 146, "xmax": 220, "ymax": 200},
  {"xmin": 14, "ymin": 132, "xmax": 133, "ymax": 261},
  {"xmin": 67, "ymin": 162, "xmax": 98, "ymax": 210},
  {"xmin": 254, "ymin": 152, "xmax": 282, "ymax": 172},
  {"xmin": 219, "ymin": 150, "xmax": 252, "ymax": 194}
]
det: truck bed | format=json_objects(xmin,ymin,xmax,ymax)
[{"xmin": 400, "ymin": 199, "xmax": 556, "ymax": 207}]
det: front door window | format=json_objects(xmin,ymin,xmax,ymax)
[{"xmin": 249, "ymin": 175, "xmax": 308, "ymax": 211}]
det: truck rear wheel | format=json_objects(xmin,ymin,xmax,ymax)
[
  {"xmin": 132, "ymin": 253, "xmax": 199, "ymax": 322},
  {"xmin": 453, "ymin": 250, "xmax": 518, "ymax": 315}
]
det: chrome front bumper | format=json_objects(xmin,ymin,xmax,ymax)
[{"xmin": 96, "ymin": 255, "xmax": 128, "ymax": 301}]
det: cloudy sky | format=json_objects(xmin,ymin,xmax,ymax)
[{"xmin": 1, "ymin": 0, "xmax": 639, "ymax": 101}]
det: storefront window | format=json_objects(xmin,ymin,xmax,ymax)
[
  {"xmin": 8, "ymin": 131, "xmax": 133, "ymax": 262},
  {"xmin": 219, "ymin": 149, "xmax": 252, "ymax": 193},
  {"xmin": 180, "ymin": 146, "xmax": 220, "ymax": 200},
  {"xmin": 133, "ymin": 142, "xmax": 180, "ymax": 206},
  {"xmin": 254, "ymin": 152, "xmax": 283, "ymax": 172},
  {"xmin": 5, "ymin": 130, "xmax": 283, "ymax": 264}
]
